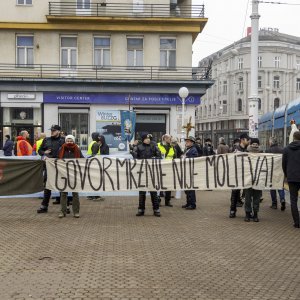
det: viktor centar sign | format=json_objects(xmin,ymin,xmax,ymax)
[{"xmin": 45, "ymin": 153, "xmax": 284, "ymax": 192}]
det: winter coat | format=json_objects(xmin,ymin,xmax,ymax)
[
  {"xmin": 265, "ymin": 144, "xmax": 283, "ymax": 154},
  {"xmin": 217, "ymin": 143, "xmax": 229, "ymax": 154},
  {"xmin": 99, "ymin": 135, "xmax": 110, "ymax": 155},
  {"xmin": 282, "ymin": 141, "xmax": 300, "ymax": 182},
  {"xmin": 194, "ymin": 143, "xmax": 203, "ymax": 157},
  {"xmin": 203, "ymin": 143, "xmax": 215, "ymax": 156},
  {"xmin": 132, "ymin": 142, "xmax": 161, "ymax": 159},
  {"xmin": 38, "ymin": 136, "xmax": 65, "ymax": 158},
  {"xmin": 183, "ymin": 144, "xmax": 199, "ymax": 159},
  {"xmin": 3, "ymin": 139, "xmax": 14, "ymax": 156}
]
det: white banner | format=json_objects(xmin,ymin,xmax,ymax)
[{"xmin": 45, "ymin": 153, "xmax": 284, "ymax": 192}]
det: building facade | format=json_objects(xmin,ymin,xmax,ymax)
[
  {"xmin": 0, "ymin": 0, "xmax": 213, "ymax": 152},
  {"xmin": 195, "ymin": 29, "xmax": 300, "ymax": 148}
]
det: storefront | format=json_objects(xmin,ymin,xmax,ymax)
[
  {"xmin": 0, "ymin": 92, "xmax": 43, "ymax": 146},
  {"xmin": 43, "ymin": 92, "xmax": 199, "ymax": 152}
]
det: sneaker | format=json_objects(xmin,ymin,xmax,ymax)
[
  {"xmin": 74, "ymin": 213, "xmax": 80, "ymax": 218},
  {"xmin": 270, "ymin": 204, "xmax": 277, "ymax": 209},
  {"xmin": 37, "ymin": 206, "xmax": 48, "ymax": 213},
  {"xmin": 229, "ymin": 211, "xmax": 236, "ymax": 218},
  {"xmin": 52, "ymin": 200, "xmax": 60, "ymax": 205},
  {"xmin": 281, "ymin": 201, "xmax": 286, "ymax": 211},
  {"xmin": 136, "ymin": 210, "xmax": 144, "ymax": 216},
  {"xmin": 66, "ymin": 208, "xmax": 71, "ymax": 214},
  {"xmin": 58, "ymin": 212, "xmax": 66, "ymax": 218},
  {"xmin": 153, "ymin": 210, "xmax": 161, "ymax": 217}
]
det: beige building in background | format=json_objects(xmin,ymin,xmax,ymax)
[{"xmin": 0, "ymin": 0, "xmax": 213, "ymax": 151}]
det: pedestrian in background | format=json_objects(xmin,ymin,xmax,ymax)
[
  {"xmin": 195, "ymin": 137, "xmax": 203, "ymax": 157},
  {"xmin": 217, "ymin": 137, "xmax": 229, "ymax": 154},
  {"xmin": 265, "ymin": 136, "xmax": 286, "ymax": 211},
  {"xmin": 203, "ymin": 138, "xmax": 215, "ymax": 156},
  {"xmin": 58, "ymin": 135, "xmax": 84, "ymax": 218},
  {"xmin": 282, "ymin": 131, "xmax": 300, "ymax": 228},
  {"xmin": 244, "ymin": 138, "xmax": 262, "ymax": 222},
  {"xmin": 3, "ymin": 135, "xmax": 14, "ymax": 156},
  {"xmin": 15, "ymin": 130, "xmax": 32, "ymax": 156}
]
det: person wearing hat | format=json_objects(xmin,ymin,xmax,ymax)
[
  {"xmin": 243, "ymin": 138, "xmax": 262, "ymax": 222},
  {"xmin": 157, "ymin": 134, "xmax": 176, "ymax": 207},
  {"xmin": 203, "ymin": 138, "xmax": 215, "ymax": 156},
  {"xmin": 37, "ymin": 124, "xmax": 65, "ymax": 214},
  {"xmin": 132, "ymin": 132, "xmax": 162, "ymax": 217},
  {"xmin": 182, "ymin": 136, "xmax": 198, "ymax": 210},
  {"xmin": 57, "ymin": 135, "xmax": 84, "ymax": 218},
  {"xmin": 229, "ymin": 133, "xmax": 250, "ymax": 218},
  {"xmin": 265, "ymin": 136, "xmax": 286, "ymax": 210}
]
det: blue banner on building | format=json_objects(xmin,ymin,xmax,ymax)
[
  {"xmin": 43, "ymin": 92, "xmax": 200, "ymax": 105},
  {"xmin": 121, "ymin": 111, "xmax": 136, "ymax": 141}
]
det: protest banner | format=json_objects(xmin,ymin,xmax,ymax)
[{"xmin": 45, "ymin": 153, "xmax": 284, "ymax": 192}]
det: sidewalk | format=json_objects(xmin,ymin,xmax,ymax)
[{"xmin": 0, "ymin": 191, "xmax": 299, "ymax": 300}]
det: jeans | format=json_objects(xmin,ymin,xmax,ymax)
[
  {"xmin": 270, "ymin": 189, "xmax": 285, "ymax": 205},
  {"xmin": 244, "ymin": 188, "xmax": 261, "ymax": 213},
  {"xmin": 230, "ymin": 189, "xmax": 241, "ymax": 212},
  {"xmin": 288, "ymin": 182, "xmax": 300, "ymax": 226},
  {"xmin": 184, "ymin": 190, "xmax": 196, "ymax": 208},
  {"xmin": 60, "ymin": 192, "xmax": 80, "ymax": 214}
]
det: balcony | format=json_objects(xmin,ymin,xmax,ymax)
[
  {"xmin": 48, "ymin": 2, "xmax": 205, "ymax": 19},
  {"xmin": 0, "ymin": 64, "xmax": 211, "ymax": 81}
]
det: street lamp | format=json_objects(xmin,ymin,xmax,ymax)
[{"xmin": 179, "ymin": 87, "xmax": 189, "ymax": 149}]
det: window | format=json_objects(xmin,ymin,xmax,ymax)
[
  {"xmin": 297, "ymin": 78, "xmax": 300, "ymax": 91},
  {"xmin": 77, "ymin": 0, "xmax": 90, "ymax": 9},
  {"xmin": 223, "ymin": 81, "xmax": 227, "ymax": 94},
  {"xmin": 127, "ymin": 37, "xmax": 143, "ymax": 67},
  {"xmin": 61, "ymin": 37, "xmax": 77, "ymax": 69},
  {"xmin": 94, "ymin": 37, "xmax": 110, "ymax": 67},
  {"xmin": 16, "ymin": 35, "xmax": 33, "ymax": 67},
  {"xmin": 296, "ymin": 60, "xmax": 300, "ymax": 70},
  {"xmin": 160, "ymin": 38, "xmax": 176, "ymax": 68},
  {"xmin": 237, "ymin": 98, "xmax": 242, "ymax": 112},
  {"xmin": 258, "ymin": 76, "xmax": 262, "ymax": 89},
  {"xmin": 238, "ymin": 77, "xmax": 243, "ymax": 90},
  {"xmin": 258, "ymin": 98, "xmax": 262, "ymax": 110},
  {"xmin": 274, "ymin": 56, "xmax": 280, "ymax": 68},
  {"xmin": 274, "ymin": 98, "xmax": 280, "ymax": 109},
  {"xmin": 238, "ymin": 57, "xmax": 243, "ymax": 69},
  {"xmin": 222, "ymin": 100, "xmax": 227, "ymax": 114},
  {"xmin": 258, "ymin": 56, "xmax": 262, "ymax": 68},
  {"xmin": 17, "ymin": 0, "xmax": 32, "ymax": 5},
  {"xmin": 273, "ymin": 76, "xmax": 280, "ymax": 89}
]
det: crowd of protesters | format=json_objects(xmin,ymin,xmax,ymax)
[{"xmin": 1, "ymin": 125, "xmax": 300, "ymax": 229}]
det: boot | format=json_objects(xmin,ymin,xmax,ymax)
[
  {"xmin": 253, "ymin": 211, "xmax": 259, "ymax": 222},
  {"xmin": 270, "ymin": 204, "xmax": 277, "ymax": 209},
  {"xmin": 229, "ymin": 210, "xmax": 236, "ymax": 218},
  {"xmin": 165, "ymin": 200, "xmax": 173, "ymax": 207},
  {"xmin": 244, "ymin": 212, "xmax": 251, "ymax": 222},
  {"xmin": 165, "ymin": 191, "xmax": 173, "ymax": 207},
  {"xmin": 37, "ymin": 206, "xmax": 48, "ymax": 213},
  {"xmin": 281, "ymin": 201, "xmax": 286, "ymax": 211}
]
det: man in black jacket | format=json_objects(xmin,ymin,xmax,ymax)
[
  {"xmin": 3, "ymin": 135, "xmax": 14, "ymax": 156},
  {"xmin": 266, "ymin": 137, "xmax": 286, "ymax": 210},
  {"xmin": 37, "ymin": 125, "xmax": 65, "ymax": 213},
  {"xmin": 132, "ymin": 132, "xmax": 162, "ymax": 217},
  {"xmin": 282, "ymin": 131, "xmax": 300, "ymax": 228}
]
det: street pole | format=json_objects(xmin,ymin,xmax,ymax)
[
  {"xmin": 248, "ymin": 0, "xmax": 260, "ymax": 138},
  {"xmin": 179, "ymin": 87, "xmax": 189, "ymax": 150}
]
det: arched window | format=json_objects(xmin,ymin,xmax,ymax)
[
  {"xmin": 258, "ymin": 98, "xmax": 262, "ymax": 110},
  {"xmin": 274, "ymin": 98, "xmax": 280, "ymax": 109},
  {"xmin": 237, "ymin": 98, "xmax": 242, "ymax": 112}
]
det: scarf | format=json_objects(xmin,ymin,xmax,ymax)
[{"xmin": 58, "ymin": 143, "xmax": 81, "ymax": 159}]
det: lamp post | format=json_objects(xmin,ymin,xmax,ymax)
[{"xmin": 179, "ymin": 87, "xmax": 189, "ymax": 149}]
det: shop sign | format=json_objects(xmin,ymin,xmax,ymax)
[
  {"xmin": 8, "ymin": 93, "xmax": 36, "ymax": 100},
  {"xmin": 44, "ymin": 92, "xmax": 201, "ymax": 105}
]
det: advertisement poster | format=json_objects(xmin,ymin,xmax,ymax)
[
  {"xmin": 96, "ymin": 110, "xmax": 127, "ymax": 152},
  {"xmin": 121, "ymin": 111, "xmax": 136, "ymax": 141}
]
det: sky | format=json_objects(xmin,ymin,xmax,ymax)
[{"xmin": 192, "ymin": 0, "xmax": 300, "ymax": 66}]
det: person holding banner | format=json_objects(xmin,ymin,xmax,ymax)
[
  {"xmin": 282, "ymin": 131, "xmax": 300, "ymax": 228},
  {"xmin": 57, "ymin": 135, "xmax": 84, "ymax": 218},
  {"xmin": 157, "ymin": 134, "xmax": 176, "ymax": 207},
  {"xmin": 132, "ymin": 132, "xmax": 162, "ymax": 217},
  {"xmin": 244, "ymin": 138, "xmax": 262, "ymax": 222},
  {"xmin": 181, "ymin": 136, "xmax": 198, "ymax": 210},
  {"xmin": 229, "ymin": 133, "xmax": 250, "ymax": 218}
]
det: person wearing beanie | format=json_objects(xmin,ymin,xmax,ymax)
[
  {"xmin": 244, "ymin": 138, "xmax": 262, "ymax": 222},
  {"xmin": 132, "ymin": 132, "xmax": 162, "ymax": 217},
  {"xmin": 217, "ymin": 137, "xmax": 229, "ymax": 154},
  {"xmin": 266, "ymin": 136, "xmax": 285, "ymax": 210},
  {"xmin": 57, "ymin": 135, "xmax": 84, "ymax": 218},
  {"xmin": 229, "ymin": 133, "xmax": 250, "ymax": 218}
]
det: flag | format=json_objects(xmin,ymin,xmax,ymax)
[{"xmin": 121, "ymin": 110, "xmax": 136, "ymax": 141}]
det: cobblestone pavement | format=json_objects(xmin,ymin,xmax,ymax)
[{"xmin": 0, "ymin": 191, "xmax": 299, "ymax": 300}]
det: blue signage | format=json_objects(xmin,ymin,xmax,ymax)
[{"xmin": 43, "ymin": 92, "xmax": 200, "ymax": 105}]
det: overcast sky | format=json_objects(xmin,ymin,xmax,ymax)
[{"xmin": 192, "ymin": 0, "xmax": 300, "ymax": 66}]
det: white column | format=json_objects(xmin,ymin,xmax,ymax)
[
  {"xmin": 248, "ymin": 0, "xmax": 260, "ymax": 138},
  {"xmin": 179, "ymin": 87, "xmax": 189, "ymax": 150}
]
